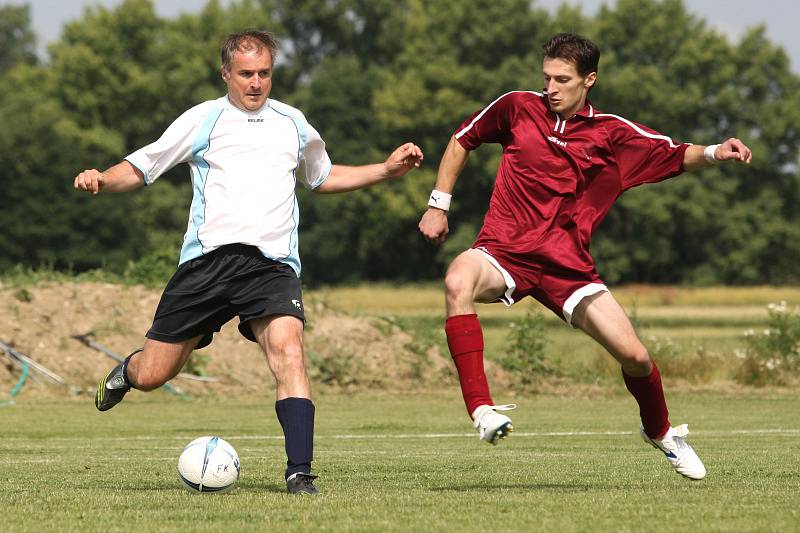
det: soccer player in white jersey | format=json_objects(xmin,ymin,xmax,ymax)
[{"xmin": 74, "ymin": 31, "xmax": 423, "ymax": 495}]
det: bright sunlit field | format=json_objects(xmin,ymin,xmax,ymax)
[
  {"xmin": 2, "ymin": 391, "xmax": 799, "ymax": 532},
  {"xmin": 2, "ymin": 284, "xmax": 799, "ymax": 531}
]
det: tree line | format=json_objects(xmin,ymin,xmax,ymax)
[{"xmin": 1, "ymin": 0, "xmax": 799, "ymax": 285}]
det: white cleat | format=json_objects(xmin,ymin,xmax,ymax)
[
  {"xmin": 471, "ymin": 404, "xmax": 516, "ymax": 445},
  {"xmin": 641, "ymin": 424, "xmax": 706, "ymax": 480}
]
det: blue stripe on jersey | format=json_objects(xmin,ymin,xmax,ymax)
[
  {"xmin": 180, "ymin": 106, "xmax": 225, "ymax": 264},
  {"xmin": 285, "ymin": 196, "xmax": 301, "ymax": 275},
  {"xmin": 265, "ymin": 100, "xmax": 308, "ymax": 276}
]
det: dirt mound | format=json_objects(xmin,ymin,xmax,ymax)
[{"xmin": 0, "ymin": 282, "xmax": 493, "ymax": 400}]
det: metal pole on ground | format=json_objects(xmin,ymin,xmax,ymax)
[{"xmin": 0, "ymin": 340, "xmax": 67, "ymax": 386}]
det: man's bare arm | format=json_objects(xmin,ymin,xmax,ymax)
[
  {"xmin": 418, "ymin": 136, "xmax": 470, "ymax": 245},
  {"xmin": 682, "ymin": 137, "xmax": 753, "ymax": 172},
  {"xmin": 315, "ymin": 143, "xmax": 423, "ymax": 194},
  {"xmin": 74, "ymin": 161, "xmax": 145, "ymax": 195}
]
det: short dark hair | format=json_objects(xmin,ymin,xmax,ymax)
[
  {"xmin": 542, "ymin": 33, "xmax": 600, "ymax": 76},
  {"xmin": 221, "ymin": 31, "xmax": 279, "ymax": 72}
]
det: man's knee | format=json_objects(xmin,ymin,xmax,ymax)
[
  {"xmin": 618, "ymin": 345, "xmax": 653, "ymax": 375},
  {"xmin": 126, "ymin": 343, "xmax": 186, "ymax": 391},
  {"xmin": 281, "ymin": 342, "xmax": 306, "ymax": 367},
  {"xmin": 268, "ymin": 337, "xmax": 307, "ymax": 373},
  {"xmin": 444, "ymin": 265, "xmax": 476, "ymax": 300}
]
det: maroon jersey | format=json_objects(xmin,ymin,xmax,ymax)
[{"xmin": 455, "ymin": 91, "xmax": 689, "ymax": 318}]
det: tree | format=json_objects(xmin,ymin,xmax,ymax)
[
  {"xmin": 1, "ymin": 0, "xmax": 799, "ymax": 286},
  {"xmin": 587, "ymin": 0, "xmax": 800, "ymax": 284},
  {"xmin": 0, "ymin": 61, "xmax": 133, "ymax": 271},
  {"xmin": 0, "ymin": 4, "xmax": 37, "ymax": 73}
]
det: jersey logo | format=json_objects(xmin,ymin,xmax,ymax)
[
  {"xmin": 248, "ymin": 118, "xmax": 264, "ymax": 123},
  {"xmin": 547, "ymin": 135, "xmax": 568, "ymax": 148}
]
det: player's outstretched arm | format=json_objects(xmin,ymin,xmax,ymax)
[
  {"xmin": 418, "ymin": 136, "xmax": 469, "ymax": 245},
  {"xmin": 682, "ymin": 137, "xmax": 753, "ymax": 172},
  {"xmin": 74, "ymin": 161, "xmax": 145, "ymax": 195},
  {"xmin": 315, "ymin": 142, "xmax": 423, "ymax": 194}
]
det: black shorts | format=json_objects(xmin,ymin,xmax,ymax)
[{"xmin": 146, "ymin": 244, "xmax": 304, "ymax": 349}]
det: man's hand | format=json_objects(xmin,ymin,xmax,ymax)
[
  {"xmin": 383, "ymin": 142, "xmax": 424, "ymax": 179},
  {"xmin": 74, "ymin": 169, "xmax": 106, "ymax": 195},
  {"xmin": 714, "ymin": 138, "xmax": 753, "ymax": 164},
  {"xmin": 418, "ymin": 207, "xmax": 449, "ymax": 245},
  {"xmin": 317, "ymin": 144, "xmax": 423, "ymax": 194},
  {"xmin": 73, "ymin": 162, "xmax": 145, "ymax": 194}
]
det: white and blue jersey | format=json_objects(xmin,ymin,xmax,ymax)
[{"xmin": 125, "ymin": 96, "xmax": 331, "ymax": 276}]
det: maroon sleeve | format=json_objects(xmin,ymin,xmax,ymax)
[
  {"xmin": 603, "ymin": 115, "xmax": 689, "ymax": 190},
  {"xmin": 453, "ymin": 91, "xmax": 522, "ymax": 150}
]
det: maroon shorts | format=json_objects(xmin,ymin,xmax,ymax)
[{"xmin": 473, "ymin": 227, "xmax": 607, "ymax": 324}]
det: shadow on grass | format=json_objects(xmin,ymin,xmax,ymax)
[
  {"xmin": 81, "ymin": 481, "xmax": 287, "ymax": 494},
  {"xmin": 236, "ymin": 482, "xmax": 287, "ymax": 494}
]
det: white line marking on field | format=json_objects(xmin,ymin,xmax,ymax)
[
  {"xmin": 221, "ymin": 429, "xmax": 800, "ymax": 439},
  {"xmin": 0, "ymin": 458, "xmax": 54, "ymax": 464},
  {"xmin": 729, "ymin": 429, "xmax": 800, "ymax": 434},
  {"xmin": 2, "ymin": 429, "xmax": 798, "ymax": 443}
]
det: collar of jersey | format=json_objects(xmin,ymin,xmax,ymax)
[
  {"xmin": 224, "ymin": 95, "xmax": 269, "ymax": 116},
  {"xmin": 541, "ymin": 92, "xmax": 596, "ymax": 120}
]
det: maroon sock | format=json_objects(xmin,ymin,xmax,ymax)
[
  {"xmin": 623, "ymin": 363, "xmax": 671, "ymax": 439},
  {"xmin": 445, "ymin": 314, "xmax": 493, "ymax": 416}
]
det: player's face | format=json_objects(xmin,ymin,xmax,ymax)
[
  {"xmin": 542, "ymin": 57, "xmax": 596, "ymax": 119},
  {"xmin": 222, "ymin": 49, "xmax": 273, "ymax": 112}
]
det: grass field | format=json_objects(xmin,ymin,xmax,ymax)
[
  {"xmin": 2, "ymin": 283, "xmax": 798, "ymax": 530},
  {"xmin": 2, "ymin": 391, "xmax": 799, "ymax": 532}
]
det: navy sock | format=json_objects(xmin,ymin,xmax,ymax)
[{"xmin": 275, "ymin": 397, "xmax": 315, "ymax": 479}]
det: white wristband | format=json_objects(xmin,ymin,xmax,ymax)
[
  {"xmin": 704, "ymin": 144, "xmax": 720, "ymax": 163},
  {"xmin": 428, "ymin": 190, "xmax": 451, "ymax": 211}
]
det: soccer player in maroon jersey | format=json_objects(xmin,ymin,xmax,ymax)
[{"xmin": 418, "ymin": 33, "xmax": 752, "ymax": 480}]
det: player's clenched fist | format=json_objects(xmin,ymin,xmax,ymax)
[
  {"xmin": 74, "ymin": 169, "xmax": 106, "ymax": 195},
  {"xmin": 418, "ymin": 207, "xmax": 449, "ymax": 244}
]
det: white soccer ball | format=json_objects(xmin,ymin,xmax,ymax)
[{"xmin": 178, "ymin": 436, "xmax": 240, "ymax": 493}]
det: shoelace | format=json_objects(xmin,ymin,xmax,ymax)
[
  {"xmin": 487, "ymin": 403, "xmax": 517, "ymax": 412},
  {"xmin": 475, "ymin": 404, "xmax": 517, "ymax": 429},
  {"xmin": 290, "ymin": 473, "xmax": 317, "ymax": 483},
  {"xmin": 672, "ymin": 424, "xmax": 691, "ymax": 454},
  {"xmin": 297, "ymin": 476, "xmax": 315, "ymax": 488},
  {"xmin": 673, "ymin": 424, "xmax": 690, "ymax": 438},
  {"xmin": 660, "ymin": 424, "xmax": 691, "ymax": 457}
]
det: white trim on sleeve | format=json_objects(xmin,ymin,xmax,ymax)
[
  {"xmin": 594, "ymin": 113, "xmax": 679, "ymax": 148},
  {"xmin": 455, "ymin": 91, "xmax": 542, "ymax": 140}
]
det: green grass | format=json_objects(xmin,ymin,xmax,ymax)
[{"xmin": 2, "ymin": 391, "xmax": 799, "ymax": 532}]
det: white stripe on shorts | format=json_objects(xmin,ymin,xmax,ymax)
[
  {"xmin": 563, "ymin": 283, "xmax": 609, "ymax": 326},
  {"xmin": 473, "ymin": 247, "xmax": 517, "ymax": 306}
]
